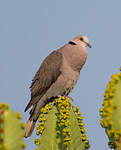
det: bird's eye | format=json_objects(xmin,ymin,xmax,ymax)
[{"xmin": 80, "ymin": 37, "xmax": 83, "ymax": 41}]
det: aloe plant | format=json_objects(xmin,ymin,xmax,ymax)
[
  {"xmin": 34, "ymin": 97, "xmax": 90, "ymax": 150},
  {"xmin": 2, "ymin": 69, "xmax": 121, "ymax": 150},
  {"xmin": 99, "ymin": 68, "xmax": 121, "ymax": 150},
  {"xmin": 0, "ymin": 103, "xmax": 26, "ymax": 150}
]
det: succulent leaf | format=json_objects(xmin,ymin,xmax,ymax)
[
  {"xmin": 0, "ymin": 103, "xmax": 26, "ymax": 150},
  {"xmin": 99, "ymin": 70, "xmax": 121, "ymax": 149},
  {"xmin": 35, "ymin": 97, "xmax": 90, "ymax": 150}
]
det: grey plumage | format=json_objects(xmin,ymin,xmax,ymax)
[{"xmin": 24, "ymin": 35, "xmax": 91, "ymax": 138}]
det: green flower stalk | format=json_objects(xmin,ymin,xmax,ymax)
[
  {"xmin": 99, "ymin": 69, "xmax": 121, "ymax": 149},
  {"xmin": 34, "ymin": 97, "xmax": 90, "ymax": 150},
  {"xmin": 0, "ymin": 103, "xmax": 26, "ymax": 150}
]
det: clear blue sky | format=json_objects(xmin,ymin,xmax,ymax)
[{"xmin": 0, "ymin": 1, "xmax": 121, "ymax": 150}]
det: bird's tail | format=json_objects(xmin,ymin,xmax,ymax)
[
  {"xmin": 24, "ymin": 98, "xmax": 46, "ymax": 138},
  {"xmin": 24, "ymin": 102, "xmax": 43, "ymax": 138},
  {"xmin": 24, "ymin": 117, "xmax": 36, "ymax": 138}
]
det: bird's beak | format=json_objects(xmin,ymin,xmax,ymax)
[{"xmin": 87, "ymin": 43, "xmax": 92, "ymax": 48}]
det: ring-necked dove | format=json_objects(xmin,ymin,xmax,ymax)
[{"xmin": 24, "ymin": 35, "xmax": 91, "ymax": 138}]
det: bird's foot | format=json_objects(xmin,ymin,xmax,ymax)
[
  {"xmin": 66, "ymin": 96, "xmax": 74, "ymax": 101},
  {"xmin": 57, "ymin": 95, "xmax": 73, "ymax": 101},
  {"xmin": 57, "ymin": 95, "xmax": 63, "ymax": 98}
]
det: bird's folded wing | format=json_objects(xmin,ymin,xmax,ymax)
[{"xmin": 24, "ymin": 51, "xmax": 62, "ymax": 111}]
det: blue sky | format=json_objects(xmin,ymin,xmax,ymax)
[{"xmin": 0, "ymin": 0, "xmax": 121, "ymax": 150}]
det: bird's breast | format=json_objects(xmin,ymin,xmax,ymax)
[
  {"xmin": 60, "ymin": 57, "xmax": 80, "ymax": 95},
  {"xmin": 58, "ymin": 44, "xmax": 87, "ymax": 72}
]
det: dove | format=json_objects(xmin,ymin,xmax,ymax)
[{"xmin": 24, "ymin": 35, "xmax": 91, "ymax": 137}]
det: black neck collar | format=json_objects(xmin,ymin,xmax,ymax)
[{"xmin": 68, "ymin": 41, "xmax": 76, "ymax": 45}]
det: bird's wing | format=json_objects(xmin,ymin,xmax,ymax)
[{"xmin": 24, "ymin": 51, "xmax": 62, "ymax": 111}]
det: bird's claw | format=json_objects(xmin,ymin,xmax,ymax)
[{"xmin": 57, "ymin": 95, "xmax": 74, "ymax": 101}]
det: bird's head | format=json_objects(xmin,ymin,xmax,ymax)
[{"xmin": 69, "ymin": 35, "xmax": 92, "ymax": 48}]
